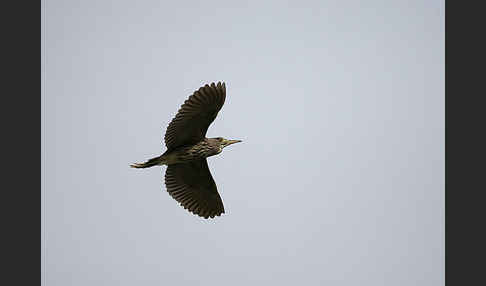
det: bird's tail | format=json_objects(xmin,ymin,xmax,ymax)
[{"xmin": 130, "ymin": 155, "xmax": 165, "ymax": 168}]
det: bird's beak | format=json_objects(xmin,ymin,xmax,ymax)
[{"xmin": 225, "ymin": 139, "xmax": 242, "ymax": 147}]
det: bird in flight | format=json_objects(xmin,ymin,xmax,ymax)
[{"xmin": 130, "ymin": 82, "xmax": 241, "ymax": 219}]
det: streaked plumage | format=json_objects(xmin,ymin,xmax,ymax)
[{"xmin": 130, "ymin": 82, "xmax": 241, "ymax": 219}]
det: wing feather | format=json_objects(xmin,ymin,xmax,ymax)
[
  {"xmin": 164, "ymin": 82, "xmax": 226, "ymax": 149},
  {"xmin": 164, "ymin": 159, "xmax": 225, "ymax": 219}
]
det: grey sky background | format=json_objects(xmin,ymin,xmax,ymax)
[{"xmin": 42, "ymin": 0, "xmax": 444, "ymax": 285}]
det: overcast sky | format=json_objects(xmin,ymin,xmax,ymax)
[{"xmin": 42, "ymin": 0, "xmax": 444, "ymax": 285}]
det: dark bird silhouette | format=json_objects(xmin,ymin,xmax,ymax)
[{"xmin": 130, "ymin": 82, "xmax": 241, "ymax": 219}]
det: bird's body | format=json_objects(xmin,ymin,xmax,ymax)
[
  {"xmin": 132, "ymin": 138, "xmax": 230, "ymax": 167},
  {"xmin": 130, "ymin": 82, "xmax": 241, "ymax": 219},
  {"xmin": 162, "ymin": 139, "xmax": 223, "ymax": 164}
]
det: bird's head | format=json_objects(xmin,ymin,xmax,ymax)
[{"xmin": 212, "ymin": 137, "xmax": 242, "ymax": 149}]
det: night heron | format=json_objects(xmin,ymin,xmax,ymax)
[{"xmin": 130, "ymin": 82, "xmax": 241, "ymax": 219}]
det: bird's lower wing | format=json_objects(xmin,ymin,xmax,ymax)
[{"xmin": 164, "ymin": 159, "xmax": 225, "ymax": 219}]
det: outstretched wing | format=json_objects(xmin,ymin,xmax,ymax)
[
  {"xmin": 164, "ymin": 82, "xmax": 226, "ymax": 149},
  {"xmin": 164, "ymin": 159, "xmax": 225, "ymax": 218}
]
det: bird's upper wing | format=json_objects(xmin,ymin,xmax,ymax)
[
  {"xmin": 164, "ymin": 82, "xmax": 226, "ymax": 149},
  {"xmin": 164, "ymin": 159, "xmax": 225, "ymax": 218}
]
